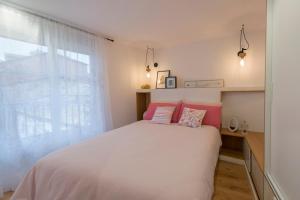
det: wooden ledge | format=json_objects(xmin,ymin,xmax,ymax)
[{"xmin": 245, "ymin": 132, "xmax": 265, "ymax": 172}]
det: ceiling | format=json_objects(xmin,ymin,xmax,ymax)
[{"xmin": 5, "ymin": 0, "xmax": 266, "ymax": 48}]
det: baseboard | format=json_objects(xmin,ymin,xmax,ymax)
[
  {"xmin": 219, "ymin": 155, "xmax": 244, "ymax": 165},
  {"xmin": 265, "ymin": 173, "xmax": 287, "ymax": 200},
  {"xmin": 243, "ymin": 162, "xmax": 259, "ymax": 200}
]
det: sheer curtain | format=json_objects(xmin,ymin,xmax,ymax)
[{"xmin": 0, "ymin": 4, "xmax": 112, "ymax": 195}]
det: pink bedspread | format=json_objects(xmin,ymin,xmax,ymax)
[{"xmin": 12, "ymin": 121, "xmax": 221, "ymax": 200}]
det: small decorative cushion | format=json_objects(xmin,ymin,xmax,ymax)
[
  {"xmin": 144, "ymin": 102, "xmax": 182, "ymax": 123},
  {"xmin": 151, "ymin": 106, "xmax": 176, "ymax": 124},
  {"xmin": 179, "ymin": 103, "xmax": 222, "ymax": 129},
  {"xmin": 178, "ymin": 107, "xmax": 206, "ymax": 128}
]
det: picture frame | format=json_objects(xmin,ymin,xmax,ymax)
[
  {"xmin": 156, "ymin": 70, "xmax": 170, "ymax": 89},
  {"xmin": 165, "ymin": 76, "xmax": 177, "ymax": 89}
]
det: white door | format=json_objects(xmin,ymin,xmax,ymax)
[{"xmin": 265, "ymin": 0, "xmax": 300, "ymax": 199}]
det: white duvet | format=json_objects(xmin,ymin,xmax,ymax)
[{"xmin": 12, "ymin": 120, "xmax": 221, "ymax": 200}]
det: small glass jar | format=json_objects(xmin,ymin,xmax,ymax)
[{"xmin": 241, "ymin": 120, "xmax": 248, "ymax": 135}]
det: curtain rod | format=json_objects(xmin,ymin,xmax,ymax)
[{"xmin": 0, "ymin": 1, "xmax": 114, "ymax": 42}]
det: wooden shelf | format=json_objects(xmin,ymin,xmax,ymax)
[
  {"xmin": 136, "ymin": 87, "xmax": 265, "ymax": 93},
  {"xmin": 136, "ymin": 89, "xmax": 152, "ymax": 93},
  {"xmin": 220, "ymin": 128, "xmax": 263, "ymax": 157},
  {"xmin": 221, "ymin": 87, "xmax": 265, "ymax": 92},
  {"xmin": 221, "ymin": 128, "xmax": 264, "ymax": 137},
  {"xmin": 245, "ymin": 132, "xmax": 264, "ymax": 171},
  {"xmin": 220, "ymin": 128, "xmax": 245, "ymax": 138}
]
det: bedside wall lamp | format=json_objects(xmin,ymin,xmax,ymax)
[
  {"xmin": 237, "ymin": 24, "xmax": 250, "ymax": 67},
  {"xmin": 144, "ymin": 47, "xmax": 158, "ymax": 78}
]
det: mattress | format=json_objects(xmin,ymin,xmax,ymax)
[{"xmin": 12, "ymin": 120, "xmax": 221, "ymax": 200}]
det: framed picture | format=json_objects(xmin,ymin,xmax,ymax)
[
  {"xmin": 165, "ymin": 76, "xmax": 177, "ymax": 89},
  {"xmin": 156, "ymin": 70, "xmax": 170, "ymax": 89}
]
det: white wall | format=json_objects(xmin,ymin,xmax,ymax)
[
  {"xmin": 145, "ymin": 32, "xmax": 265, "ymax": 88},
  {"xmin": 139, "ymin": 31, "xmax": 266, "ymax": 131},
  {"xmin": 222, "ymin": 92, "xmax": 264, "ymax": 132},
  {"xmin": 266, "ymin": 0, "xmax": 300, "ymax": 199},
  {"xmin": 105, "ymin": 42, "xmax": 143, "ymax": 128}
]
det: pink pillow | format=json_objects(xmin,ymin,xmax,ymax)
[
  {"xmin": 178, "ymin": 103, "xmax": 222, "ymax": 129},
  {"xmin": 144, "ymin": 102, "xmax": 182, "ymax": 123}
]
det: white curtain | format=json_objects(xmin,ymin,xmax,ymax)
[{"xmin": 0, "ymin": 4, "xmax": 112, "ymax": 195}]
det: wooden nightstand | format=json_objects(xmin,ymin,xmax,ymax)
[
  {"xmin": 221, "ymin": 128, "xmax": 245, "ymax": 138},
  {"xmin": 220, "ymin": 128, "xmax": 245, "ymax": 159},
  {"xmin": 136, "ymin": 90, "xmax": 151, "ymax": 121},
  {"xmin": 220, "ymin": 128, "xmax": 263, "ymax": 160}
]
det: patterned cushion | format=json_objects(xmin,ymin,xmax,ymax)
[
  {"xmin": 151, "ymin": 106, "xmax": 176, "ymax": 124},
  {"xmin": 179, "ymin": 103, "xmax": 221, "ymax": 128},
  {"xmin": 178, "ymin": 107, "xmax": 206, "ymax": 128}
]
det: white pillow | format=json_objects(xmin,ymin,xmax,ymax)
[
  {"xmin": 151, "ymin": 106, "xmax": 175, "ymax": 124},
  {"xmin": 178, "ymin": 107, "xmax": 206, "ymax": 128}
]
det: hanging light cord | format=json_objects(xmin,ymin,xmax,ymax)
[
  {"xmin": 240, "ymin": 24, "xmax": 250, "ymax": 51},
  {"xmin": 145, "ymin": 47, "xmax": 155, "ymax": 67},
  {"xmin": 145, "ymin": 47, "xmax": 149, "ymax": 67},
  {"xmin": 152, "ymin": 48, "xmax": 155, "ymax": 65}
]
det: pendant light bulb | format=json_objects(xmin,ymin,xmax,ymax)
[
  {"xmin": 238, "ymin": 49, "xmax": 246, "ymax": 67},
  {"xmin": 240, "ymin": 58, "xmax": 245, "ymax": 67},
  {"xmin": 237, "ymin": 24, "xmax": 249, "ymax": 67},
  {"xmin": 146, "ymin": 65, "xmax": 151, "ymax": 78}
]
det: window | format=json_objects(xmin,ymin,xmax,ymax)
[{"xmin": 0, "ymin": 4, "xmax": 110, "ymax": 192}]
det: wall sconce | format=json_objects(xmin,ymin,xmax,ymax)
[
  {"xmin": 145, "ymin": 47, "xmax": 158, "ymax": 78},
  {"xmin": 237, "ymin": 24, "xmax": 250, "ymax": 67}
]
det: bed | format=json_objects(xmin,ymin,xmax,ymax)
[{"xmin": 12, "ymin": 88, "xmax": 222, "ymax": 200}]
